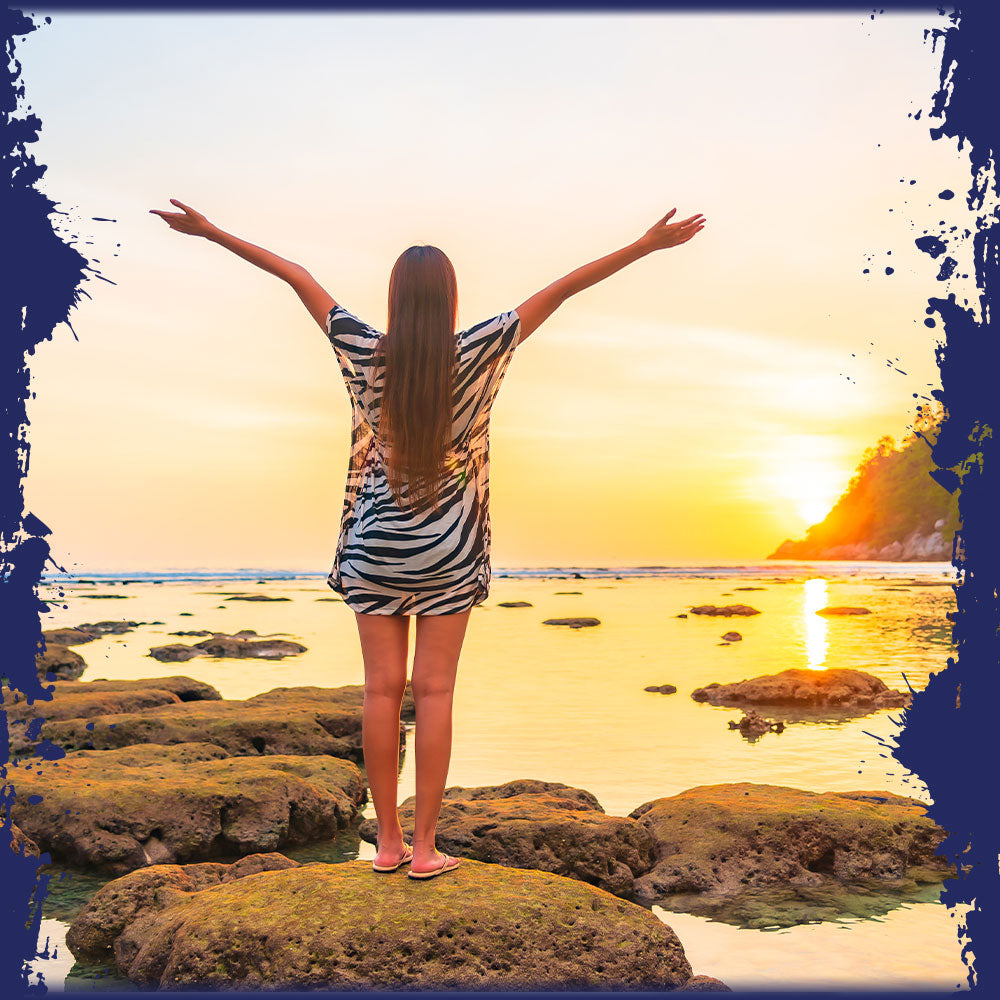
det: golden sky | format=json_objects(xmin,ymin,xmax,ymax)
[{"xmin": 19, "ymin": 10, "xmax": 972, "ymax": 572}]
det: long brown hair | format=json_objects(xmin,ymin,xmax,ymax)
[{"xmin": 376, "ymin": 245, "xmax": 458, "ymax": 508}]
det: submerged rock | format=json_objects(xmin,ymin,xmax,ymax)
[
  {"xmin": 358, "ymin": 779, "xmax": 655, "ymax": 898},
  {"xmin": 70, "ymin": 858, "xmax": 698, "ymax": 991},
  {"xmin": 721, "ymin": 632, "xmax": 742, "ymax": 642},
  {"xmin": 542, "ymin": 617, "xmax": 601, "ymax": 628},
  {"xmin": 727, "ymin": 709, "xmax": 784, "ymax": 740},
  {"xmin": 688, "ymin": 605, "xmax": 760, "ymax": 617},
  {"xmin": 10, "ymin": 743, "xmax": 365, "ymax": 874},
  {"xmin": 644, "ymin": 684, "xmax": 678, "ymax": 695},
  {"xmin": 149, "ymin": 630, "xmax": 307, "ymax": 662},
  {"xmin": 816, "ymin": 606, "xmax": 873, "ymax": 616},
  {"xmin": 690, "ymin": 667, "xmax": 909, "ymax": 711},
  {"xmin": 628, "ymin": 783, "xmax": 951, "ymax": 913},
  {"xmin": 498, "ymin": 601, "xmax": 533, "ymax": 608}
]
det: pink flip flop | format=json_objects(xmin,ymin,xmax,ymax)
[
  {"xmin": 407, "ymin": 853, "xmax": 461, "ymax": 880},
  {"xmin": 372, "ymin": 843, "xmax": 413, "ymax": 873}
]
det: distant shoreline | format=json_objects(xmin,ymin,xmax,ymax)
[{"xmin": 40, "ymin": 561, "xmax": 957, "ymax": 585}]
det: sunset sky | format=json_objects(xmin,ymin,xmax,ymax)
[{"xmin": 18, "ymin": 9, "xmax": 971, "ymax": 572}]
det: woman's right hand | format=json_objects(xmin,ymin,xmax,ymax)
[
  {"xmin": 149, "ymin": 198, "xmax": 219, "ymax": 240},
  {"xmin": 639, "ymin": 208, "xmax": 706, "ymax": 252}
]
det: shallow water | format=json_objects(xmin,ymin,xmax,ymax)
[{"xmin": 23, "ymin": 561, "xmax": 970, "ymax": 990}]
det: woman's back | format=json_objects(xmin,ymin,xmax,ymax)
[{"xmin": 324, "ymin": 305, "xmax": 521, "ymax": 615}]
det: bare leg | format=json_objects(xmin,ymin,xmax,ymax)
[
  {"xmin": 409, "ymin": 609, "xmax": 471, "ymax": 874},
  {"xmin": 354, "ymin": 611, "xmax": 410, "ymax": 868}
]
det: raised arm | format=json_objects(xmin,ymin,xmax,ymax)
[
  {"xmin": 149, "ymin": 198, "xmax": 335, "ymax": 331},
  {"xmin": 515, "ymin": 208, "xmax": 706, "ymax": 344}
]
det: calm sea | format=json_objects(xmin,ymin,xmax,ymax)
[{"xmin": 26, "ymin": 562, "xmax": 969, "ymax": 991}]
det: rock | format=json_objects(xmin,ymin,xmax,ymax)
[
  {"xmin": 677, "ymin": 975, "xmax": 733, "ymax": 992},
  {"xmin": 629, "ymin": 783, "xmax": 952, "ymax": 909},
  {"xmin": 41, "ymin": 627, "xmax": 100, "ymax": 646},
  {"xmin": 77, "ymin": 620, "xmax": 146, "ymax": 636},
  {"xmin": 77, "ymin": 859, "xmax": 695, "ymax": 990},
  {"xmin": 691, "ymin": 667, "xmax": 910, "ymax": 711},
  {"xmin": 817, "ymin": 606, "xmax": 872, "ymax": 616},
  {"xmin": 18, "ymin": 686, "xmax": 400, "ymax": 762},
  {"xmin": 555, "ymin": 591, "xmax": 582, "ymax": 595},
  {"xmin": 498, "ymin": 601, "xmax": 533, "ymax": 608},
  {"xmin": 721, "ymin": 632, "xmax": 742, "ymax": 642},
  {"xmin": 67, "ymin": 853, "xmax": 301, "ymax": 959},
  {"xmin": 222, "ymin": 594, "xmax": 291, "ymax": 602},
  {"xmin": 149, "ymin": 631, "xmax": 307, "ymax": 662},
  {"xmin": 77, "ymin": 594, "xmax": 130, "ymax": 599},
  {"xmin": 689, "ymin": 605, "xmax": 760, "ymax": 617},
  {"xmin": 644, "ymin": 684, "xmax": 678, "ymax": 695},
  {"xmin": 168, "ymin": 629, "xmax": 213, "ymax": 636},
  {"xmin": 727, "ymin": 709, "xmax": 784, "ymax": 740},
  {"xmin": 733, "ymin": 587, "xmax": 766, "ymax": 592},
  {"xmin": 35, "ymin": 642, "xmax": 86, "ymax": 681},
  {"xmin": 675, "ymin": 613, "xmax": 688, "ymax": 619},
  {"xmin": 10, "ymin": 823, "xmax": 40, "ymax": 858},
  {"xmin": 358, "ymin": 779, "xmax": 656, "ymax": 898},
  {"xmin": 47, "ymin": 676, "xmax": 222, "ymax": 702},
  {"xmin": 10, "ymin": 743, "xmax": 365, "ymax": 874},
  {"xmin": 245, "ymin": 682, "xmax": 416, "ymax": 722},
  {"xmin": 542, "ymin": 618, "xmax": 601, "ymax": 629},
  {"xmin": 5, "ymin": 686, "xmax": 182, "ymax": 728}
]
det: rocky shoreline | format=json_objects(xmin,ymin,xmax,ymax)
[{"xmin": 10, "ymin": 594, "xmax": 953, "ymax": 991}]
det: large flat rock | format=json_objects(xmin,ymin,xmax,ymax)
[
  {"xmin": 691, "ymin": 667, "xmax": 910, "ymax": 713},
  {"xmin": 359, "ymin": 779, "xmax": 655, "ymax": 897},
  {"xmin": 9, "ymin": 743, "xmax": 365, "ymax": 874},
  {"xmin": 628, "ymin": 783, "xmax": 951, "ymax": 917},
  {"xmin": 14, "ymin": 685, "xmax": 411, "ymax": 763},
  {"xmin": 69, "ymin": 856, "xmax": 703, "ymax": 991}
]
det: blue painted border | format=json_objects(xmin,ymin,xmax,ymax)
[{"xmin": 1, "ymin": 0, "xmax": 993, "ymax": 995}]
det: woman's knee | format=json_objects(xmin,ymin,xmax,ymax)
[{"xmin": 365, "ymin": 675, "xmax": 407, "ymax": 702}]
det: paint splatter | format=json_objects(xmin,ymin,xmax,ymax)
[
  {"xmin": 888, "ymin": 5, "xmax": 1000, "ymax": 991},
  {"xmin": 0, "ymin": 7, "xmax": 101, "ymax": 993}
]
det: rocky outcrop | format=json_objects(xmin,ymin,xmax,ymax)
[
  {"xmin": 12, "ymin": 683, "xmax": 411, "ymax": 763},
  {"xmin": 770, "ymin": 527, "xmax": 952, "ymax": 562},
  {"xmin": 69, "ymin": 858, "xmax": 701, "ymax": 991},
  {"xmin": 688, "ymin": 605, "xmax": 760, "ymax": 617},
  {"xmin": 35, "ymin": 643, "xmax": 87, "ymax": 681},
  {"xmin": 149, "ymin": 630, "xmax": 306, "ymax": 662},
  {"xmin": 691, "ymin": 667, "xmax": 910, "ymax": 712},
  {"xmin": 10, "ymin": 743, "xmax": 365, "ymax": 874},
  {"xmin": 66, "ymin": 853, "xmax": 300, "ymax": 959},
  {"xmin": 358, "ymin": 779, "xmax": 655, "ymax": 898},
  {"xmin": 629, "ymin": 783, "xmax": 951, "ymax": 909}
]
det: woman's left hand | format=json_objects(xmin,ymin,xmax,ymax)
[{"xmin": 149, "ymin": 198, "xmax": 218, "ymax": 239}]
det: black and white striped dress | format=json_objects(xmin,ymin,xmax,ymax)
[{"xmin": 324, "ymin": 305, "xmax": 521, "ymax": 615}]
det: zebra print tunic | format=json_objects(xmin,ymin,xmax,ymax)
[{"xmin": 324, "ymin": 304, "xmax": 521, "ymax": 615}]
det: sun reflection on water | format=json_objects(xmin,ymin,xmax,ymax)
[{"xmin": 803, "ymin": 577, "xmax": 829, "ymax": 671}]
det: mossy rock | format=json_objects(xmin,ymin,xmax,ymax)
[
  {"xmin": 16, "ymin": 689, "xmax": 399, "ymax": 763},
  {"xmin": 628, "ymin": 782, "xmax": 952, "ymax": 922},
  {"xmin": 246, "ymin": 681, "xmax": 416, "ymax": 722},
  {"xmin": 358, "ymin": 779, "xmax": 655, "ymax": 897},
  {"xmin": 688, "ymin": 605, "xmax": 760, "ymax": 617},
  {"xmin": 10, "ymin": 743, "xmax": 365, "ymax": 874},
  {"xmin": 74, "ymin": 858, "xmax": 701, "ymax": 990},
  {"xmin": 67, "ymin": 852, "xmax": 299, "ymax": 959},
  {"xmin": 690, "ymin": 667, "xmax": 909, "ymax": 714},
  {"xmin": 35, "ymin": 642, "xmax": 86, "ymax": 681}
]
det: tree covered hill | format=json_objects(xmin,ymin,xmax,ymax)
[{"xmin": 768, "ymin": 408, "xmax": 960, "ymax": 561}]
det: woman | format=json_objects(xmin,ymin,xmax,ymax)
[{"xmin": 150, "ymin": 198, "xmax": 706, "ymax": 879}]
